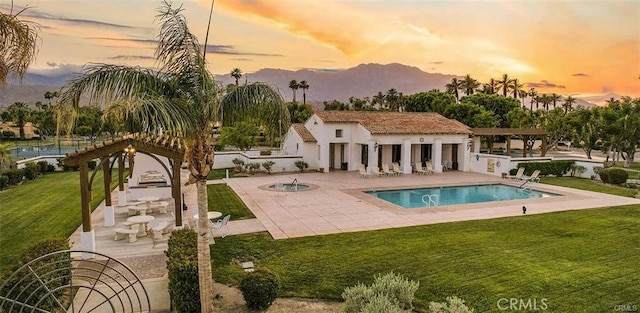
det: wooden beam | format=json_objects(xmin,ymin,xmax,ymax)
[
  {"xmin": 118, "ymin": 153, "xmax": 125, "ymax": 191},
  {"xmin": 79, "ymin": 163, "xmax": 91, "ymax": 232},
  {"xmin": 172, "ymin": 158, "xmax": 183, "ymax": 227}
]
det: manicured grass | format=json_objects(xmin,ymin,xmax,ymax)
[
  {"xmin": 540, "ymin": 177, "xmax": 637, "ymax": 197},
  {"xmin": 207, "ymin": 184, "xmax": 255, "ymax": 219},
  {"xmin": 0, "ymin": 171, "xmax": 116, "ymax": 273},
  {"xmin": 211, "ymin": 205, "xmax": 640, "ymax": 312}
]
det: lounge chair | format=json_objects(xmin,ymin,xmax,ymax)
[
  {"xmin": 414, "ymin": 162, "xmax": 429, "ymax": 175},
  {"xmin": 392, "ymin": 162, "xmax": 403, "ymax": 175},
  {"xmin": 358, "ymin": 164, "xmax": 372, "ymax": 178},
  {"xmin": 519, "ymin": 170, "xmax": 541, "ymax": 189},
  {"xmin": 425, "ymin": 161, "xmax": 436, "ymax": 174},
  {"xmin": 508, "ymin": 168, "xmax": 525, "ymax": 181},
  {"xmin": 382, "ymin": 163, "xmax": 397, "ymax": 176},
  {"xmin": 210, "ymin": 214, "xmax": 231, "ymax": 238},
  {"xmin": 371, "ymin": 166, "xmax": 386, "ymax": 177}
]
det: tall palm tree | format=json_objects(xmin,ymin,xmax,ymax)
[
  {"xmin": 483, "ymin": 78, "xmax": 499, "ymax": 94},
  {"xmin": 298, "ymin": 80, "xmax": 309, "ymax": 104},
  {"xmin": 445, "ymin": 78, "xmax": 462, "ymax": 102},
  {"xmin": 511, "ymin": 78, "xmax": 523, "ymax": 99},
  {"xmin": 528, "ymin": 88, "xmax": 537, "ymax": 110},
  {"xmin": 289, "ymin": 80, "xmax": 299, "ymax": 102},
  {"xmin": 0, "ymin": 5, "xmax": 40, "ymax": 86},
  {"xmin": 56, "ymin": 2, "xmax": 287, "ymax": 311},
  {"xmin": 230, "ymin": 68, "xmax": 242, "ymax": 87},
  {"xmin": 461, "ymin": 74, "xmax": 480, "ymax": 96},
  {"xmin": 497, "ymin": 73, "xmax": 512, "ymax": 97},
  {"xmin": 372, "ymin": 91, "xmax": 386, "ymax": 110},
  {"xmin": 386, "ymin": 88, "xmax": 401, "ymax": 111},
  {"xmin": 563, "ymin": 95, "xmax": 577, "ymax": 114},
  {"xmin": 550, "ymin": 93, "xmax": 561, "ymax": 109},
  {"xmin": 518, "ymin": 89, "xmax": 528, "ymax": 108},
  {"xmin": 6, "ymin": 102, "xmax": 29, "ymax": 139}
]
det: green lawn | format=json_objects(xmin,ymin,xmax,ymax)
[
  {"xmin": 0, "ymin": 171, "xmax": 116, "ymax": 272},
  {"xmin": 210, "ymin": 178, "xmax": 640, "ymax": 312},
  {"xmin": 540, "ymin": 177, "xmax": 638, "ymax": 197},
  {"xmin": 207, "ymin": 184, "xmax": 255, "ymax": 219}
]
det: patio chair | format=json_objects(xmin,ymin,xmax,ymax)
[
  {"xmin": 392, "ymin": 162, "xmax": 403, "ymax": 175},
  {"xmin": 507, "ymin": 167, "xmax": 525, "ymax": 181},
  {"xmin": 521, "ymin": 170, "xmax": 541, "ymax": 182},
  {"xmin": 414, "ymin": 162, "xmax": 429, "ymax": 175},
  {"xmin": 371, "ymin": 166, "xmax": 386, "ymax": 177},
  {"xmin": 381, "ymin": 163, "xmax": 397, "ymax": 176},
  {"xmin": 358, "ymin": 164, "xmax": 372, "ymax": 178},
  {"xmin": 210, "ymin": 214, "xmax": 231, "ymax": 238},
  {"xmin": 425, "ymin": 161, "xmax": 436, "ymax": 174}
]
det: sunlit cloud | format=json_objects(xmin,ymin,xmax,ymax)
[
  {"xmin": 526, "ymin": 80, "xmax": 566, "ymax": 89},
  {"xmin": 572, "ymin": 73, "xmax": 589, "ymax": 77},
  {"xmin": 107, "ymin": 55, "xmax": 155, "ymax": 61}
]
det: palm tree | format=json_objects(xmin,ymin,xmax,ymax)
[
  {"xmin": 298, "ymin": 80, "xmax": 309, "ymax": 104},
  {"xmin": 461, "ymin": 74, "xmax": 480, "ymax": 96},
  {"xmin": 230, "ymin": 68, "xmax": 242, "ymax": 87},
  {"xmin": 528, "ymin": 88, "xmax": 537, "ymax": 110},
  {"xmin": 511, "ymin": 78, "xmax": 523, "ymax": 99},
  {"xmin": 518, "ymin": 89, "xmax": 528, "ymax": 108},
  {"xmin": 445, "ymin": 78, "xmax": 462, "ymax": 102},
  {"xmin": 372, "ymin": 91, "xmax": 386, "ymax": 110},
  {"xmin": 483, "ymin": 78, "xmax": 499, "ymax": 94},
  {"xmin": 497, "ymin": 73, "xmax": 512, "ymax": 97},
  {"xmin": 44, "ymin": 90, "xmax": 60, "ymax": 106},
  {"xmin": 386, "ymin": 88, "xmax": 401, "ymax": 111},
  {"xmin": 0, "ymin": 143, "xmax": 14, "ymax": 172},
  {"xmin": 550, "ymin": 93, "xmax": 561, "ymax": 109},
  {"xmin": 0, "ymin": 5, "xmax": 40, "ymax": 86},
  {"xmin": 563, "ymin": 95, "xmax": 577, "ymax": 114},
  {"xmin": 6, "ymin": 102, "xmax": 29, "ymax": 139},
  {"xmin": 56, "ymin": 2, "xmax": 287, "ymax": 311},
  {"xmin": 289, "ymin": 80, "xmax": 299, "ymax": 102}
]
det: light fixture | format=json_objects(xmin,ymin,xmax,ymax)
[
  {"xmin": 124, "ymin": 144, "xmax": 135, "ymax": 154},
  {"xmin": 466, "ymin": 141, "xmax": 472, "ymax": 151},
  {"xmin": 373, "ymin": 141, "xmax": 378, "ymax": 152}
]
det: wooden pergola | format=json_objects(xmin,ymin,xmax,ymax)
[
  {"xmin": 471, "ymin": 128, "xmax": 548, "ymax": 157},
  {"xmin": 63, "ymin": 133, "xmax": 187, "ymax": 235}
]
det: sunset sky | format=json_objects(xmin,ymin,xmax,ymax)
[{"xmin": 1, "ymin": 0, "xmax": 638, "ymax": 97}]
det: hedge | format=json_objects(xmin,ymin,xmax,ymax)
[
  {"xmin": 0, "ymin": 239, "xmax": 70, "ymax": 312},
  {"xmin": 23, "ymin": 162, "xmax": 40, "ymax": 180},
  {"xmin": 166, "ymin": 229, "xmax": 200, "ymax": 313},
  {"xmin": 0, "ymin": 175, "xmax": 8, "ymax": 190},
  {"xmin": 512, "ymin": 160, "xmax": 575, "ymax": 177},
  {"xmin": 598, "ymin": 168, "xmax": 628, "ymax": 185},
  {"xmin": 3, "ymin": 169, "xmax": 24, "ymax": 186}
]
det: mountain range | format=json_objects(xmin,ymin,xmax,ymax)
[{"xmin": 0, "ymin": 63, "xmax": 621, "ymax": 109}]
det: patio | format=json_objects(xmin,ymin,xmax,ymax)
[{"xmin": 227, "ymin": 171, "xmax": 640, "ymax": 239}]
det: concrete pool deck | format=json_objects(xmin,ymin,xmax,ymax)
[{"xmin": 227, "ymin": 171, "xmax": 640, "ymax": 239}]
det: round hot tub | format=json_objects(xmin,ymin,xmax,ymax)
[{"xmin": 267, "ymin": 183, "xmax": 310, "ymax": 192}]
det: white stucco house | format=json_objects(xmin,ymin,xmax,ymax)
[{"xmin": 282, "ymin": 111, "xmax": 473, "ymax": 174}]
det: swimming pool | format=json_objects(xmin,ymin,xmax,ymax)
[{"xmin": 366, "ymin": 184, "xmax": 555, "ymax": 208}]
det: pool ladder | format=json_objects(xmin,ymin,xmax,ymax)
[
  {"xmin": 291, "ymin": 178, "xmax": 298, "ymax": 191},
  {"xmin": 422, "ymin": 194, "xmax": 439, "ymax": 207}
]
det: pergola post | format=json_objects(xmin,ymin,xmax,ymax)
[
  {"xmin": 103, "ymin": 158, "xmax": 115, "ymax": 227},
  {"xmin": 117, "ymin": 154, "xmax": 127, "ymax": 206},
  {"xmin": 172, "ymin": 158, "xmax": 183, "ymax": 227},
  {"xmin": 541, "ymin": 135, "xmax": 547, "ymax": 157},
  {"xmin": 79, "ymin": 162, "xmax": 95, "ymax": 257},
  {"xmin": 506, "ymin": 136, "xmax": 512, "ymax": 156},
  {"xmin": 523, "ymin": 136, "xmax": 528, "ymax": 157}
]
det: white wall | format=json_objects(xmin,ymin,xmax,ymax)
[
  {"xmin": 212, "ymin": 151, "xmax": 304, "ymax": 173},
  {"xmin": 470, "ymin": 153, "xmax": 607, "ymax": 179},
  {"xmin": 468, "ymin": 153, "xmax": 512, "ymax": 177},
  {"xmin": 16, "ymin": 155, "xmax": 65, "ymax": 170}
]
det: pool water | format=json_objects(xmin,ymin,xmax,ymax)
[{"xmin": 366, "ymin": 184, "xmax": 555, "ymax": 208}]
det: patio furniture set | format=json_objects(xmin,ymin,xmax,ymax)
[{"xmin": 113, "ymin": 196, "xmax": 173, "ymax": 245}]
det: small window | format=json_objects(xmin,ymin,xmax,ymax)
[{"xmin": 336, "ymin": 129, "xmax": 343, "ymax": 138}]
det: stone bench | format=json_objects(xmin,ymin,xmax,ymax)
[
  {"xmin": 114, "ymin": 227, "xmax": 139, "ymax": 243},
  {"xmin": 151, "ymin": 221, "xmax": 170, "ymax": 239},
  {"xmin": 149, "ymin": 201, "xmax": 169, "ymax": 214}
]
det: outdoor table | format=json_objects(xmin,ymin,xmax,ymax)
[
  {"xmin": 127, "ymin": 215, "xmax": 155, "ymax": 237},
  {"xmin": 128, "ymin": 204, "xmax": 150, "ymax": 216},
  {"xmin": 137, "ymin": 196, "xmax": 160, "ymax": 212}
]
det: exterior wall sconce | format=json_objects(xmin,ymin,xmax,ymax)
[
  {"xmin": 467, "ymin": 141, "xmax": 472, "ymax": 151},
  {"xmin": 124, "ymin": 143, "xmax": 136, "ymax": 155},
  {"xmin": 373, "ymin": 141, "xmax": 378, "ymax": 152}
]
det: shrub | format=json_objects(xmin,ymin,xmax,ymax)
[
  {"xmin": 0, "ymin": 239, "xmax": 70, "ymax": 313},
  {"xmin": 0, "ymin": 175, "xmax": 8, "ymax": 190},
  {"xmin": 166, "ymin": 229, "xmax": 199, "ymax": 313},
  {"xmin": 262, "ymin": 161, "xmax": 276, "ymax": 174},
  {"xmin": 24, "ymin": 162, "xmax": 40, "ymax": 180},
  {"xmin": 428, "ymin": 296, "xmax": 475, "ymax": 313},
  {"xmin": 37, "ymin": 161, "xmax": 49, "ymax": 174},
  {"xmin": 245, "ymin": 162, "xmax": 261, "ymax": 174},
  {"xmin": 232, "ymin": 158, "xmax": 245, "ymax": 173},
  {"xmin": 342, "ymin": 272, "xmax": 419, "ymax": 313},
  {"xmin": 47, "ymin": 164, "xmax": 56, "ymax": 172},
  {"xmin": 4, "ymin": 168, "xmax": 24, "ymax": 185},
  {"xmin": 259, "ymin": 150, "xmax": 272, "ymax": 156},
  {"xmin": 294, "ymin": 160, "xmax": 309, "ymax": 173},
  {"xmin": 240, "ymin": 270, "xmax": 279, "ymax": 310},
  {"xmin": 599, "ymin": 168, "xmax": 628, "ymax": 185},
  {"xmin": 569, "ymin": 164, "xmax": 587, "ymax": 177},
  {"xmin": 515, "ymin": 160, "xmax": 574, "ymax": 177}
]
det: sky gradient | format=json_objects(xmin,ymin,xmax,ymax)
[{"xmin": 2, "ymin": 0, "xmax": 639, "ymax": 97}]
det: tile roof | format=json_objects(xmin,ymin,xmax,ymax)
[
  {"xmin": 292, "ymin": 123, "xmax": 317, "ymax": 142},
  {"xmin": 315, "ymin": 111, "xmax": 472, "ymax": 135}
]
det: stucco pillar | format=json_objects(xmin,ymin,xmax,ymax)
[
  {"xmin": 80, "ymin": 230, "xmax": 95, "ymax": 259},
  {"xmin": 368, "ymin": 142, "xmax": 378, "ymax": 172},
  {"xmin": 433, "ymin": 138, "xmax": 443, "ymax": 172},
  {"xmin": 402, "ymin": 138, "xmax": 412, "ymax": 174},
  {"xmin": 472, "ymin": 137, "xmax": 481, "ymax": 154},
  {"xmin": 460, "ymin": 138, "xmax": 472, "ymax": 172}
]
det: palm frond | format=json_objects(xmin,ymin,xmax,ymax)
[
  {"xmin": 0, "ymin": 10, "xmax": 40, "ymax": 86},
  {"xmin": 221, "ymin": 82, "xmax": 290, "ymax": 134},
  {"xmin": 154, "ymin": 1, "xmax": 204, "ymax": 76}
]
